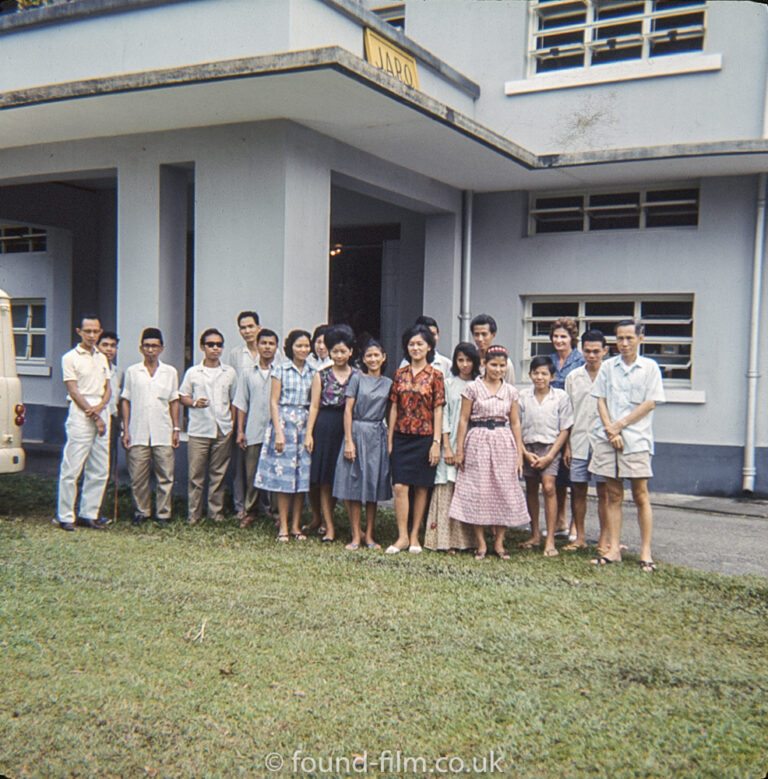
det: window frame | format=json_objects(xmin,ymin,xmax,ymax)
[
  {"xmin": 11, "ymin": 298, "xmax": 48, "ymax": 369},
  {"xmin": 522, "ymin": 294, "xmax": 695, "ymax": 387},
  {"xmin": 0, "ymin": 224, "xmax": 47, "ymax": 254},
  {"xmin": 528, "ymin": 184, "xmax": 700, "ymax": 235},
  {"xmin": 527, "ymin": 0, "xmax": 707, "ymax": 77}
]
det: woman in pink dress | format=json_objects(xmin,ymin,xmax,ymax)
[{"xmin": 450, "ymin": 345, "xmax": 530, "ymax": 559}]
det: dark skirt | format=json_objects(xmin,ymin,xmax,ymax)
[
  {"xmin": 310, "ymin": 406, "xmax": 345, "ymax": 485},
  {"xmin": 391, "ymin": 431, "xmax": 436, "ymax": 487}
]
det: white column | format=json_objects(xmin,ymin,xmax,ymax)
[{"xmin": 423, "ymin": 212, "xmax": 462, "ymax": 347}]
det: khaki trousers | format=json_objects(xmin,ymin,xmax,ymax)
[
  {"xmin": 244, "ymin": 443, "xmax": 265, "ymax": 515},
  {"xmin": 126, "ymin": 444, "xmax": 175, "ymax": 519},
  {"xmin": 188, "ymin": 430, "xmax": 232, "ymax": 522}
]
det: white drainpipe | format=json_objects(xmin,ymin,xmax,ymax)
[
  {"xmin": 459, "ymin": 190, "xmax": 473, "ymax": 342},
  {"xmin": 742, "ymin": 171, "xmax": 767, "ymax": 493}
]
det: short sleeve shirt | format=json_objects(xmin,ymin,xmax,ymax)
[
  {"xmin": 318, "ymin": 366, "xmax": 356, "ymax": 409},
  {"xmin": 389, "ymin": 364, "xmax": 445, "ymax": 437},
  {"xmin": 179, "ymin": 362, "xmax": 238, "ymax": 438},
  {"xmin": 272, "ymin": 360, "xmax": 314, "ymax": 407},
  {"xmin": 565, "ymin": 365, "xmax": 599, "ymax": 460},
  {"xmin": 463, "ymin": 378, "xmax": 519, "ymax": 423},
  {"xmin": 61, "ymin": 344, "xmax": 110, "ymax": 399},
  {"xmin": 518, "ymin": 386, "xmax": 574, "ymax": 445},
  {"xmin": 591, "ymin": 355, "xmax": 665, "ymax": 454},
  {"xmin": 121, "ymin": 361, "xmax": 180, "ymax": 446}
]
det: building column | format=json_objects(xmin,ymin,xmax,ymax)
[
  {"xmin": 116, "ymin": 160, "xmax": 187, "ymax": 373},
  {"xmin": 423, "ymin": 212, "xmax": 462, "ymax": 348}
]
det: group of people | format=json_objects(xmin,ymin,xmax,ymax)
[{"xmin": 53, "ymin": 309, "xmax": 664, "ymax": 570}]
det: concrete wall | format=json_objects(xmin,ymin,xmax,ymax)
[{"xmin": 405, "ymin": 0, "xmax": 768, "ymax": 152}]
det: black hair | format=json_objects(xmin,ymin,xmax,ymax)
[
  {"xmin": 310, "ymin": 324, "xmax": 330, "ymax": 357},
  {"xmin": 78, "ymin": 314, "xmax": 101, "ymax": 329},
  {"xmin": 415, "ymin": 315, "xmax": 438, "ymax": 333},
  {"xmin": 285, "ymin": 329, "xmax": 312, "ymax": 360},
  {"xmin": 237, "ymin": 310, "xmax": 260, "ymax": 327},
  {"xmin": 470, "ymin": 313, "xmax": 497, "ymax": 335},
  {"xmin": 451, "ymin": 342, "xmax": 480, "ymax": 378},
  {"xmin": 140, "ymin": 327, "xmax": 163, "ymax": 345},
  {"xmin": 324, "ymin": 324, "xmax": 355, "ymax": 352},
  {"xmin": 98, "ymin": 330, "xmax": 119, "ymax": 344},
  {"xmin": 199, "ymin": 328, "xmax": 224, "ymax": 348},
  {"xmin": 360, "ymin": 338, "xmax": 388, "ymax": 374},
  {"xmin": 529, "ymin": 355, "xmax": 556, "ymax": 375},
  {"xmin": 257, "ymin": 328, "xmax": 279, "ymax": 344},
  {"xmin": 401, "ymin": 324, "xmax": 435, "ymax": 365},
  {"xmin": 615, "ymin": 319, "xmax": 644, "ymax": 335},
  {"xmin": 581, "ymin": 329, "xmax": 606, "ymax": 347}
]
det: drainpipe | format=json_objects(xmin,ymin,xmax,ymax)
[
  {"xmin": 459, "ymin": 190, "xmax": 473, "ymax": 342},
  {"xmin": 742, "ymin": 171, "xmax": 767, "ymax": 494}
]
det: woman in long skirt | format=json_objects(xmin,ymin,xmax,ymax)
[{"xmin": 424, "ymin": 342, "xmax": 479, "ymax": 553}]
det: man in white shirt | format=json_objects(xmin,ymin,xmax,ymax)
[
  {"xmin": 234, "ymin": 328, "xmax": 278, "ymax": 528},
  {"xmin": 227, "ymin": 310, "xmax": 261, "ymax": 519},
  {"xmin": 564, "ymin": 330, "xmax": 608, "ymax": 551},
  {"xmin": 121, "ymin": 328, "xmax": 180, "ymax": 525},
  {"xmin": 55, "ymin": 314, "xmax": 112, "ymax": 531},
  {"xmin": 589, "ymin": 320, "xmax": 666, "ymax": 571},
  {"xmin": 179, "ymin": 328, "xmax": 238, "ymax": 524},
  {"xmin": 97, "ymin": 330, "xmax": 122, "ymax": 487}
]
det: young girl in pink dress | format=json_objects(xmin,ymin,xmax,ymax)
[{"xmin": 450, "ymin": 345, "xmax": 530, "ymax": 559}]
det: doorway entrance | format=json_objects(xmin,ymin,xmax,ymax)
[{"xmin": 328, "ymin": 224, "xmax": 399, "ymax": 349}]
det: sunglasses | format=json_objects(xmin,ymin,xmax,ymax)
[{"xmin": 204, "ymin": 341, "xmax": 224, "ymax": 348}]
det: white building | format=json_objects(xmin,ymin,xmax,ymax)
[{"xmin": 1, "ymin": 0, "xmax": 767, "ymax": 495}]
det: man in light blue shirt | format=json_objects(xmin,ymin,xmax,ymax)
[{"xmin": 589, "ymin": 320, "xmax": 665, "ymax": 571}]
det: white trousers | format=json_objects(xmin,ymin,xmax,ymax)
[{"xmin": 57, "ymin": 401, "xmax": 110, "ymax": 524}]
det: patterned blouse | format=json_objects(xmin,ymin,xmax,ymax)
[
  {"xmin": 271, "ymin": 360, "xmax": 315, "ymax": 407},
  {"xmin": 389, "ymin": 364, "xmax": 445, "ymax": 437},
  {"xmin": 319, "ymin": 366, "xmax": 356, "ymax": 408},
  {"xmin": 462, "ymin": 378, "xmax": 519, "ymax": 422}
]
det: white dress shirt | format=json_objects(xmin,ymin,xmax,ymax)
[
  {"xmin": 121, "ymin": 360, "xmax": 180, "ymax": 446},
  {"xmin": 565, "ymin": 365, "xmax": 600, "ymax": 460}
]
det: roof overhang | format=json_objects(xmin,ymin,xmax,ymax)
[{"xmin": 1, "ymin": 46, "xmax": 767, "ymax": 192}]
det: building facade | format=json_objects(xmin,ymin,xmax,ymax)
[{"xmin": 1, "ymin": 0, "xmax": 767, "ymax": 495}]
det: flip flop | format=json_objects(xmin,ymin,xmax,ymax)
[
  {"xmin": 365, "ymin": 542, "xmax": 381, "ymax": 550},
  {"xmin": 276, "ymin": 533, "xmax": 289, "ymax": 543},
  {"xmin": 518, "ymin": 539, "xmax": 539, "ymax": 549},
  {"xmin": 473, "ymin": 551, "xmax": 487, "ymax": 560},
  {"xmin": 291, "ymin": 532, "xmax": 307, "ymax": 541},
  {"xmin": 563, "ymin": 542, "xmax": 587, "ymax": 551},
  {"xmin": 543, "ymin": 548, "xmax": 559, "ymax": 557},
  {"xmin": 495, "ymin": 551, "xmax": 511, "ymax": 560},
  {"xmin": 345, "ymin": 542, "xmax": 361, "ymax": 551},
  {"xmin": 385, "ymin": 545, "xmax": 401, "ymax": 554},
  {"xmin": 639, "ymin": 560, "xmax": 657, "ymax": 572},
  {"xmin": 590, "ymin": 555, "xmax": 617, "ymax": 565}
]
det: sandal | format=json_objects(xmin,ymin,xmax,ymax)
[
  {"xmin": 345, "ymin": 542, "xmax": 361, "ymax": 551},
  {"xmin": 291, "ymin": 532, "xmax": 307, "ymax": 541},
  {"xmin": 276, "ymin": 533, "xmax": 289, "ymax": 543},
  {"xmin": 495, "ymin": 550, "xmax": 511, "ymax": 560},
  {"xmin": 518, "ymin": 539, "xmax": 539, "ymax": 549},
  {"xmin": 639, "ymin": 560, "xmax": 657, "ymax": 572},
  {"xmin": 473, "ymin": 550, "xmax": 487, "ymax": 560},
  {"xmin": 365, "ymin": 541, "xmax": 381, "ymax": 550},
  {"xmin": 590, "ymin": 555, "xmax": 617, "ymax": 565}
]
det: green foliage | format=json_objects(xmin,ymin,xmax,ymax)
[{"xmin": 1, "ymin": 474, "xmax": 767, "ymax": 776}]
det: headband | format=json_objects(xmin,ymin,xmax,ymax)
[{"xmin": 485, "ymin": 345, "xmax": 509, "ymax": 359}]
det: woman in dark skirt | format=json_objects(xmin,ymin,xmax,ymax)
[
  {"xmin": 386, "ymin": 324, "xmax": 445, "ymax": 554},
  {"xmin": 304, "ymin": 324, "xmax": 356, "ymax": 543}
]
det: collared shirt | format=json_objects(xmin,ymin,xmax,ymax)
[
  {"xmin": 591, "ymin": 355, "xmax": 665, "ymax": 454},
  {"xmin": 233, "ymin": 363, "xmax": 272, "ymax": 445},
  {"xmin": 551, "ymin": 349, "xmax": 586, "ymax": 390},
  {"xmin": 106, "ymin": 364, "xmax": 123, "ymax": 417},
  {"xmin": 565, "ymin": 365, "xmax": 600, "ymax": 460},
  {"xmin": 61, "ymin": 344, "xmax": 111, "ymax": 400},
  {"xmin": 390, "ymin": 364, "xmax": 445, "ymax": 437},
  {"xmin": 398, "ymin": 350, "xmax": 452, "ymax": 378},
  {"xmin": 479, "ymin": 359, "xmax": 516, "ymax": 387},
  {"xmin": 518, "ymin": 386, "xmax": 574, "ymax": 445},
  {"xmin": 121, "ymin": 360, "xmax": 179, "ymax": 446},
  {"xmin": 227, "ymin": 344, "xmax": 259, "ymax": 376},
  {"xmin": 272, "ymin": 360, "xmax": 314, "ymax": 406},
  {"xmin": 179, "ymin": 362, "xmax": 238, "ymax": 438}
]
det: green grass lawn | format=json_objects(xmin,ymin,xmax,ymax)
[{"xmin": 1, "ymin": 474, "xmax": 767, "ymax": 777}]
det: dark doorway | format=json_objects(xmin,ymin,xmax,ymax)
[{"xmin": 328, "ymin": 224, "xmax": 399, "ymax": 349}]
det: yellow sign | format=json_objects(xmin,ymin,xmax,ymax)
[{"xmin": 364, "ymin": 29, "xmax": 419, "ymax": 90}]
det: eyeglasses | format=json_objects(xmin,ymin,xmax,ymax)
[{"xmin": 204, "ymin": 342, "xmax": 224, "ymax": 348}]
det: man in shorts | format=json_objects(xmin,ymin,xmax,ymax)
[{"xmin": 589, "ymin": 320, "xmax": 665, "ymax": 571}]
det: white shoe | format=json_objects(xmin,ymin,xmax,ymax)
[
  {"xmin": 385, "ymin": 544, "xmax": 401, "ymax": 554},
  {"xmin": 408, "ymin": 545, "xmax": 423, "ymax": 554}
]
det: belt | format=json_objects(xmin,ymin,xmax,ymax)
[{"xmin": 469, "ymin": 419, "xmax": 508, "ymax": 429}]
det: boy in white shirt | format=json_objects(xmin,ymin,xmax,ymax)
[
  {"xmin": 179, "ymin": 328, "xmax": 238, "ymax": 524},
  {"xmin": 97, "ymin": 330, "xmax": 122, "ymax": 487},
  {"xmin": 234, "ymin": 328, "xmax": 278, "ymax": 528},
  {"xmin": 518, "ymin": 355, "xmax": 574, "ymax": 557},
  {"xmin": 120, "ymin": 328, "xmax": 180, "ymax": 525}
]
